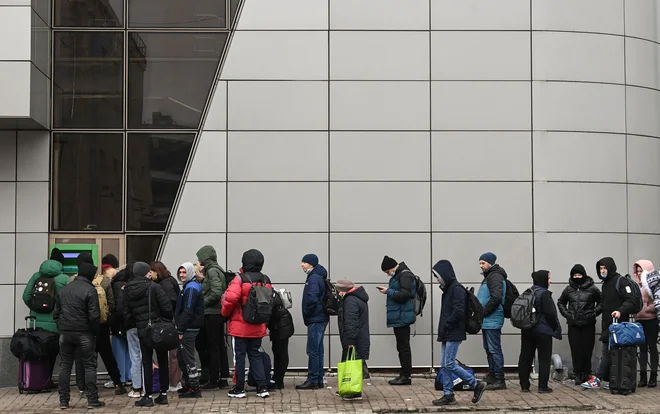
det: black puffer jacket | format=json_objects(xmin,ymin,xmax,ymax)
[
  {"xmin": 157, "ymin": 274, "xmax": 180, "ymax": 312},
  {"xmin": 123, "ymin": 277, "xmax": 173, "ymax": 336},
  {"xmin": 110, "ymin": 267, "xmax": 132, "ymax": 335},
  {"xmin": 557, "ymin": 265, "xmax": 602, "ymax": 327},
  {"xmin": 598, "ymin": 257, "xmax": 638, "ymax": 342},
  {"xmin": 338, "ymin": 286, "xmax": 370, "ymax": 360},
  {"xmin": 269, "ymin": 291, "xmax": 294, "ymax": 341},
  {"xmin": 53, "ymin": 270, "xmax": 100, "ymax": 335}
]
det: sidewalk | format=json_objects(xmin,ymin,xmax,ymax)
[{"xmin": 0, "ymin": 375, "xmax": 658, "ymax": 414}]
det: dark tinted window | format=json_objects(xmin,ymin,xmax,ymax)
[
  {"xmin": 52, "ymin": 133, "xmax": 123, "ymax": 231},
  {"xmin": 128, "ymin": 33, "xmax": 226, "ymax": 129},
  {"xmin": 128, "ymin": 0, "xmax": 227, "ymax": 28},
  {"xmin": 126, "ymin": 133, "xmax": 194, "ymax": 231},
  {"xmin": 230, "ymin": 0, "xmax": 241, "ymax": 28},
  {"xmin": 55, "ymin": 0, "xmax": 123, "ymax": 27},
  {"xmin": 53, "ymin": 32, "xmax": 123, "ymax": 129},
  {"xmin": 126, "ymin": 235, "xmax": 162, "ymax": 263}
]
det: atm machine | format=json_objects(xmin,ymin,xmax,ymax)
[{"xmin": 49, "ymin": 244, "xmax": 99, "ymax": 275}]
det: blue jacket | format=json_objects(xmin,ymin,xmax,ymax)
[
  {"xmin": 435, "ymin": 260, "xmax": 467, "ymax": 342},
  {"xmin": 302, "ymin": 265, "xmax": 329, "ymax": 326},
  {"xmin": 175, "ymin": 279, "xmax": 204, "ymax": 333},
  {"xmin": 386, "ymin": 262, "xmax": 417, "ymax": 328},
  {"xmin": 477, "ymin": 264, "xmax": 507, "ymax": 330}
]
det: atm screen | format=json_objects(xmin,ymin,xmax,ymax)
[{"xmin": 62, "ymin": 252, "xmax": 80, "ymax": 259}]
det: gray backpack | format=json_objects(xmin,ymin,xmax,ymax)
[
  {"xmin": 510, "ymin": 288, "xmax": 540, "ymax": 330},
  {"xmin": 241, "ymin": 274, "xmax": 273, "ymax": 325}
]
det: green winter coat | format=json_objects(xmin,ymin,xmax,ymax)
[
  {"xmin": 22, "ymin": 260, "xmax": 69, "ymax": 332},
  {"xmin": 196, "ymin": 245, "xmax": 227, "ymax": 315}
]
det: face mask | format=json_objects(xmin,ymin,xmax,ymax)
[
  {"xmin": 388, "ymin": 270, "xmax": 395, "ymax": 277},
  {"xmin": 572, "ymin": 276, "xmax": 586, "ymax": 284},
  {"xmin": 304, "ymin": 268, "xmax": 312, "ymax": 275},
  {"xmin": 599, "ymin": 271, "xmax": 607, "ymax": 280}
]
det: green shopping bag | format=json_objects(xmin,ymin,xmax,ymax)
[{"xmin": 337, "ymin": 347, "xmax": 363, "ymax": 396}]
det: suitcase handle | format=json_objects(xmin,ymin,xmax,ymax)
[{"xmin": 25, "ymin": 316, "xmax": 36, "ymax": 330}]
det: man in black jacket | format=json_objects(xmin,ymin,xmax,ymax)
[
  {"xmin": 53, "ymin": 258, "xmax": 104, "ymax": 409},
  {"xmin": 582, "ymin": 257, "xmax": 639, "ymax": 389}
]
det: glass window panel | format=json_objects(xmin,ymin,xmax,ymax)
[
  {"xmin": 128, "ymin": 32, "xmax": 226, "ymax": 129},
  {"xmin": 126, "ymin": 235, "xmax": 162, "ymax": 263},
  {"xmin": 230, "ymin": 0, "xmax": 241, "ymax": 28},
  {"xmin": 54, "ymin": 0, "xmax": 123, "ymax": 27},
  {"xmin": 126, "ymin": 133, "xmax": 194, "ymax": 231},
  {"xmin": 53, "ymin": 32, "xmax": 123, "ymax": 129},
  {"xmin": 128, "ymin": 0, "xmax": 227, "ymax": 28},
  {"xmin": 52, "ymin": 133, "xmax": 123, "ymax": 232}
]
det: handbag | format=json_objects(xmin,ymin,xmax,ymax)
[
  {"xmin": 337, "ymin": 347, "xmax": 363, "ymax": 397},
  {"xmin": 146, "ymin": 283, "xmax": 179, "ymax": 351},
  {"xmin": 609, "ymin": 318, "xmax": 646, "ymax": 348}
]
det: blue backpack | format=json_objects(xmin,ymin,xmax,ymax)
[{"xmin": 434, "ymin": 360, "xmax": 475, "ymax": 391}]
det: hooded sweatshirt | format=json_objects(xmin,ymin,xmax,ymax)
[
  {"xmin": 22, "ymin": 259, "xmax": 69, "ymax": 332},
  {"xmin": 529, "ymin": 270, "xmax": 561, "ymax": 338},
  {"xmin": 434, "ymin": 260, "xmax": 467, "ymax": 342},
  {"xmin": 597, "ymin": 257, "xmax": 638, "ymax": 342},
  {"xmin": 634, "ymin": 260, "xmax": 656, "ymax": 321},
  {"xmin": 196, "ymin": 245, "xmax": 227, "ymax": 315},
  {"xmin": 175, "ymin": 262, "xmax": 204, "ymax": 332}
]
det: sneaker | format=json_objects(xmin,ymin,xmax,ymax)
[
  {"xmin": 388, "ymin": 375, "xmax": 412, "ymax": 386},
  {"xmin": 179, "ymin": 389, "xmax": 201, "ymax": 399},
  {"xmin": 486, "ymin": 378, "xmax": 507, "ymax": 390},
  {"xmin": 256, "ymin": 388, "xmax": 270, "ymax": 398},
  {"xmin": 87, "ymin": 400, "xmax": 105, "ymax": 409},
  {"xmin": 472, "ymin": 380, "xmax": 486, "ymax": 404},
  {"xmin": 115, "ymin": 385, "xmax": 127, "ymax": 395},
  {"xmin": 135, "ymin": 396, "xmax": 154, "ymax": 407},
  {"xmin": 168, "ymin": 382, "xmax": 183, "ymax": 393},
  {"xmin": 128, "ymin": 389, "xmax": 143, "ymax": 398},
  {"xmin": 103, "ymin": 380, "xmax": 114, "ymax": 389},
  {"xmin": 154, "ymin": 394, "xmax": 168, "ymax": 405},
  {"xmin": 432, "ymin": 394, "xmax": 457, "ymax": 406},
  {"xmin": 603, "ymin": 384, "xmax": 610, "ymax": 390},
  {"xmin": 228, "ymin": 387, "xmax": 247, "ymax": 398},
  {"xmin": 59, "ymin": 401, "xmax": 69, "ymax": 410},
  {"xmin": 581, "ymin": 376, "xmax": 601, "ymax": 389},
  {"xmin": 342, "ymin": 393, "xmax": 362, "ymax": 401}
]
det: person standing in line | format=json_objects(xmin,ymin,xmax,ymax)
[
  {"xmin": 268, "ymin": 287, "xmax": 295, "ymax": 389},
  {"xmin": 476, "ymin": 252, "xmax": 507, "ymax": 390},
  {"xmin": 432, "ymin": 259, "xmax": 486, "ymax": 406},
  {"xmin": 557, "ymin": 264, "xmax": 601, "ymax": 385},
  {"xmin": 296, "ymin": 254, "xmax": 329, "ymax": 390},
  {"xmin": 116, "ymin": 262, "xmax": 144, "ymax": 398},
  {"xmin": 378, "ymin": 255, "xmax": 416, "ymax": 386},
  {"xmin": 517, "ymin": 270, "xmax": 562, "ymax": 393},
  {"xmin": 633, "ymin": 260, "xmax": 658, "ymax": 387},
  {"xmin": 109, "ymin": 265, "xmax": 133, "ymax": 391}
]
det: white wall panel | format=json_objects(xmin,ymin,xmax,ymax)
[
  {"xmin": 0, "ymin": 234, "xmax": 15, "ymax": 284},
  {"xmin": 203, "ymin": 82, "xmax": 226, "ymax": 131},
  {"xmin": 15, "ymin": 182, "xmax": 47, "ymax": 232},
  {"xmin": 186, "ymin": 131, "xmax": 227, "ymax": 182},
  {"xmin": 431, "ymin": 0, "xmax": 529, "ymax": 30},
  {"xmin": 532, "ymin": 0, "xmax": 624, "ymax": 35},
  {"xmin": 330, "ymin": 0, "xmax": 428, "ymax": 30},
  {"xmin": 627, "ymin": 135, "xmax": 660, "ymax": 186},
  {"xmin": 170, "ymin": 182, "xmax": 226, "ymax": 233},
  {"xmin": 0, "ymin": 6, "xmax": 30, "ymax": 60},
  {"xmin": 160, "ymin": 233, "xmax": 227, "ymax": 272},
  {"xmin": 625, "ymin": 0, "xmax": 659, "ymax": 42},
  {"xmin": 0, "ymin": 131, "xmax": 15, "ymax": 181},
  {"xmin": 237, "ymin": 0, "xmax": 328, "ymax": 30},
  {"xmin": 16, "ymin": 131, "xmax": 49, "ymax": 181},
  {"xmin": 625, "ymin": 37, "xmax": 660, "ymax": 90},
  {"xmin": 627, "ymin": 86, "xmax": 660, "ymax": 138},
  {"xmin": 629, "ymin": 185, "xmax": 660, "ymax": 234}
]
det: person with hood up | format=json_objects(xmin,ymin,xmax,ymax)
[
  {"xmin": 297, "ymin": 253, "xmax": 330, "ymax": 390},
  {"xmin": 582, "ymin": 257, "xmax": 639, "ymax": 389},
  {"xmin": 123, "ymin": 262, "xmax": 174, "ymax": 407},
  {"xmin": 221, "ymin": 249, "xmax": 272, "ymax": 399},
  {"xmin": 53, "ymin": 254, "xmax": 104, "ymax": 409},
  {"xmin": 557, "ymin": 264, "xmax": 602, "ymax": 385},
  {"xmin": 378, "ymin": 255, "xmax": 416, "ymax": 386},
  {"xmin": 632, "ymin": 260, "xmax": 658, "ymax": 387},
  {"xmin": 194, "ymin": 245, "xmax": 230, "ymax": 389},
  {"xmin": 22, "ymin": 248, "xmax": 69, "ymax": 378},
  {"xmin": 109, "ymin": 264, "xmax": 133, "ymax": 392},
  {"xmin": 476, "ymin": 252, "xmax": 508, "ymax": 390},
  {"xmin": 268, "ymin": 286, "xmax": 295, "ymax": 389},
  {"xmin": 518, "ymin": 270, "xmax": 562, "ymax": 393},
  {"xmin": 336, "ymin": 279, "xmax": 370, "ymax": 401},
  {"xmin": 174, "ymin": 262, "xmax": 205, "ymax": 398},
  {"xmin": 432, "ymin": 260, "xmax": 486, "ymax": 406}
]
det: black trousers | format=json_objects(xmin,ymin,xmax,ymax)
[
  {"xmin": 596, "ymin": 341, "xmax": 611, "ymax": 381},
  {"xmin": 76, "ymin": 324, "xmax": 121, "ymax": 389},
  {"xmin": 639, "ymin": 319, "xmax": 659, "ymax": 374},
  {"xmin": 59, "ymin": 332, "xmax": 98, "ymax": 403},
  {"xmin": 271, "ymin": 338, "xmax": 289, "ymax": 383},
  {"xmin": 518, "ymin": 331, "xmax": 553, "ymax": 390},
  {"xmin": 140, "ymin": 341, "xmax": 169, "ymax": 397},
  {"xmin": 178, "ymin": 331, "xmax": 200, "ymax": 389},
  {"xmin": 568, "ymin": 324, "xmax": 596, "ymax": 378},
  {"xmin": 196, "ymin": 315, "xmax": 229, "ymax": 383},
  {"xmin": 393, "ymin": 326, "xmax": 412, "ymax": 377}
]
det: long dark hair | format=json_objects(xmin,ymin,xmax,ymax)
[{"xmin": 150, "ymin": 261, "xmax": 172, "ymax": 282}]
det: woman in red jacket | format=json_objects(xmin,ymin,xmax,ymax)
[{"xmin": 221, "ymin": 249, "xmax": 272, "ymax": 399}]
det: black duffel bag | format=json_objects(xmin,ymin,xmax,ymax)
[
  {"xmin": 142, "ymin": 284, "xmax": 178, "ymax": 351},
  {"xmin": 11, "ymin": 316, "xmax": 59, "ymax": 361}
]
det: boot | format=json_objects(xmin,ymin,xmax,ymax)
[
  {"xmin": 486, "ymin": 377, "xmax": 507, "ymax": 390},
  {"xmin": 639, "ymin": 372, "xmax": 648, "ymax": 388},
  {"xmin": 649, "ymin": 372, "xmax": 657, "ymax": 388},
  {"xmin": 482, "ymin": 372, "xmax": 495, "ymax": 384}
]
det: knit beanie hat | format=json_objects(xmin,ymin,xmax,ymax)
[
  {"xmin": 301, "ymin": 254, "xmax": 319, "ymax": 267},
  {"xmin": 381, "ymin": 255, "xmax": 398, "ymax": 272},
  {"xmin": 479, "ymin": 252, "xmax": 497, "ymax": 266},
  {"xmin": 133, "ymin": 262, "xmax": 151, "ymax": 279},
  {"xmin": 336, "ymin": 279, "xmax": 355, "ymax": 292},
  {"xmin": 102, "ymin": 254, "xmax": 120, "ymax": 269}
]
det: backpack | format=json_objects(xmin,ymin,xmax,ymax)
[
  {"xmin": 510, "ymin": 288, "xmax": 540, "ymax": 330},
  {"xmin": 615, "ymin": 274, "xmax": 644, "ymax": 315},
  {"xmin": 92, "ymin": 276, "xmax": 109, "ymax": 324},
  {"xmin": 401, "ymin": 270, "xmax": 427, "ymax": 316},
  {"xmin": 502, "ymin": 279, "xmax": 519, "ymax": 319},
  {"xmin": 465, "ymin": 286, "xmax": 484, "ymax": 334},
  {"xmin": 323, "ymin": 278, "xmax": 339, "ymax": 316},
  {"xmin": 276, "ymin": 288, "xmax": 293, "ymax": 310},
  {"xmin": 29, "ymin": 276, "xmax": 57, "ymax": 313},
  {"xmin": 241, "ymin": 274, "xmax": 273, "ymax": 324}
]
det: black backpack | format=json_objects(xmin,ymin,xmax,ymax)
[
  {"xmin": 510, "ymin": 288, "xmax": 540, "ymax": 330},
  {"xmin": 401, "ymin": 270, "xmax": 427, "ymax": 317},
  {"xmin": 616, "ymin": 274, "xmax": 644, "ymax": 315},
  {"xmin": 241, "ymin": 274, "xmax": 273, "ymax": 324},
  {"xmin": 465, "ymin": 287, "xmax": 484, "ymax": 334},
  {"xmin": 502, "ymin": 279, "xmax": 519, "ymax": 319},
  {"xmin": 29, "ymin": 276, "xmax": 57, "ymax": 313},
  {"xmin": 323, "ymin": 277, "xmax": 339, "ymax": 316}
]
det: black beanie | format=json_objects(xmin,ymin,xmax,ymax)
[
  {"xmin": 102, "ymin": 254, "xmax": 120, "ymax": 269},
  {"xmin": 531, "ymin": 270, "xmax": 550, "ymax": 289},
  {"xmin": 77, "ymin": 252, "xmax": 94, "ymax": 268},
  {"xmin": 381, "ymin": 255, "xmax": 398, "ymax": 272},
  {"xmin": 78, "ymin": 262, "xmax": 97, "ymax": 281},
  {"xmin": 49, "ymin": 248, "xmax": 65, "ymax": 265}
]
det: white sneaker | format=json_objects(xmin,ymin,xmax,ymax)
[
  {"xmin": 256, "ymin": 389, "xmax": 270, "ymax": 398},
  {"xmin": 128, "ymin": 390, "xmax": 143, "ymax": 398},
  {"xmin": 104, "ymin": 380, "xmax": 114, "ymax": 389},
  {"xmin": 168, "ymin": 383, "xmax": 183, "ymax": 393}
]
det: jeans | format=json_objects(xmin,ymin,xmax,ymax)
[
  {"xmin": 568, "ymin": 325, "xmax": 595, "ymax": 378},
  {"xmin": 482, "ymin": 329, "xmax": 504, "ymax": 378},
  {"xmin": 306, "ymin": 322, "xmax": 327, "ymax": 383},
  {"xmin": 139, "ymin": 341, "xmax": 169, "ymax": 397},
  {"xmin": 127, "ymin": 328, "xmax": 143, "ymax": 389},
  {"xmin": 59, "ymin": 332, "xmax": 98, "ymax": 403},
  {"xmin": 178, "ymin": 331, "xmax": 200, "ymax": 389},
  {"xmin": 111, "ymin": 335, "xmax": 132, "ymax": 384},
  {"xmin": 271, "ymin": 338, "xmax": 289, "ymax": 383},
  {"xmin": 441, "ymin": 341, "xmax": 476, "ymax": 395},
  {"xmin": 639, "ymin": 319, "xmax": 659, "ymax": 375},
  {"xmin": 76, "ymin": 324, "xmax": 121, "ymax": 389},
  {"xmin": 518, "ymin": 331, "xmax": 553, "ymax": 390},
  {"xmin": 233, "ymin": 337, "xmax": 266, "ymax": 390},
  {"xmin": 596, "ymin": 341, "xmax": 611, "ymax": 381},
  {"xmin": 393, "ymin": 326, "xmax": 412, "ymax": 377},
  {"xmin": 196, "ymin": 315, "xmax": 230, "ymax": 383}
]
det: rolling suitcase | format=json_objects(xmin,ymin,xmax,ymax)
[
  {"xmin": 610, "ymin": 346, "xmax": 637, "ymax": 395},
  {"xmin": 18, "ymin": 317, "xmax": 53, "ymax": 394}
]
